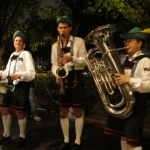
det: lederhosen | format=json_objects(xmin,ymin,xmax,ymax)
[
  {"xmin": 104, "ymin": 55, "xmax": 149, "ymax": 146},
  {"xmin": 0, "ymin": 53, "xmax": 30, "ymax": 112},
  {"xmin": 58, "ymin": 41, "xmax": 86, "ymax": 108}
]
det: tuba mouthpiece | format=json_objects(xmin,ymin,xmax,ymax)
[{"xmin": 125, "ymin": 46, "xmax": 129, "ymax": 49}]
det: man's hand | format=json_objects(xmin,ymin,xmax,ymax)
[
  {"xmin": 56, "ymin": 76, "xmax": 60, "ymax": 84},
  {"xmin": 11, "ymin": 74, "xmax": 21, "ymax": 80},
  {"xmin": 90, "ymin": 58, "xmax": 96, "ymax": 63},
  {"xmin": 60, "ymin": 54, "xmax": 73, "ymax": 65},
  {"xmin": 115, "ymin": 73, "xmax": 130, "ymax": 85}
]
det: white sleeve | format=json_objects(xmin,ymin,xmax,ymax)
[
  {"xmin": 51, "ymin": 43, "xmax": 58, "ymax": 76},
  {"xmin": 129, "ymin": 58, "xmax": 150, "ymax": 93},
  {"xmin": 72, "ymin": 38, "xmax": 87, "ymax": 66}
]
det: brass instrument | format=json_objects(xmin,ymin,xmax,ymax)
[
  {"xmin": 56, "ymin": 35, "xmax": 68, "ymax": 95},
  {"xmin": 85, "ymin": 24, "xmax": 135, "ymax": 118}
]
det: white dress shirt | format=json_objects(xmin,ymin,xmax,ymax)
[
  {"xmin": 123, "ymin": 51, "xmax": 150, "ymax": 93},
  {"xmin": 51, "ymin": 35, "xmax": 87, "ymax": 76},
  {"xmin": 2, "ymin": 50, "xmax": 35, "ymax": 84}
]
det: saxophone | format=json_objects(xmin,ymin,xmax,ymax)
[
  {"xmin": 56, "ymin": 35, "xmax": 68, "ymax": 95},
  {"xmin": 85, "ymin": 24, "xmax": 135, "ymax": 118}
]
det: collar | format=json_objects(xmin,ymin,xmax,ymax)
[
  {"xmin": 64, "ymin": 35, "xmax": 74, "ymax": 47},
  {"xmin": 60, "ymin": 36, "xmax": 73, "ymax": 48},
  {"xmin": 128, "ymin": 50, "xmax": 143, "ymax": 61},
  {"xmin": 13, "ymin": 49, "xmax": 24, "ymax": 55},
  {"xmin": 69, "ymin": 35, "xmax": 74, "ymax": 42}
]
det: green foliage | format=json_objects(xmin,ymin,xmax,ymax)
[
  {"xmin": 34, "ymin": 72, "xmax": 59, "ymax": 105},
  {"xmin": 25, "ymin": 4, "xmax": 57, "ymax": 51},
  {"xmin": 1, "ymin": 0, "xmax": 150, "ymax": 51},
  {"xmin": 1, "ymin": 0, "xmax": 44, "ymax": 43},
  {"xmin": 34, "ymin": 72, "xmax": 103, "ymax": 112},
  {"xmin": 1, "ymin": 0, "xmax": 150, "ymax": 65}
]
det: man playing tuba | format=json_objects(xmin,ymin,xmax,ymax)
[{"xmin": 104, "ymin": 27, "xmax": 150, "ymax": 150}]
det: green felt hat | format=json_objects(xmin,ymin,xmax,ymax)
[
  {"xmin": 120, "ymin": 27, "xmax": 147, "ymax": 41},
  {"xmin": 56, "ymin": 16, "xmax": 73, "ymax": 26},
  {"xmin": 13, "ymin": 30, "xmax": 26, "ymax": 42}
]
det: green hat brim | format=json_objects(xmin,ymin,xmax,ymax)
[
  {"xmin": 13, "ymin": 31, "xmax": 26, "ymax": 42},
  {"xmin": 57, "ymin": 16, "xmax": 72, "ymax": 25},
  {"xmin": 120, "ymin": 32, "xmax": 147, "ymax": 41}
]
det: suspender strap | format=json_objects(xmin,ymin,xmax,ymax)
[
  {"xmin": 70, "ymin": 37, "xmax": 74, "ymax": 70},
  {"xmin": 130, "ymin": 55, "xmax": 148, "ymax": 77},
  {"xmin": 70, "ymin": 37, "xmax": 74, "ymax": 56},
  {"xmin": 8, "ymin": 51, "xmax": 23, "ymax": 75}
]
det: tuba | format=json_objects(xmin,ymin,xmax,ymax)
[{"xmin": 85, "ymin": 24, "xmax": 135, "ymax": 118}]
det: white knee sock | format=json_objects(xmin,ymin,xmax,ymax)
[
  {"xmin": 75, "ymin": 115, "xmax": 84, "ymax": 145},
  {"xmin": 18, "ymin": 117, "xmax": 27, "ymax": 138},
  {"xmin": 130, "ymin": 147, "xmax": 142, "ymax": 150},
  {"xmin": 121, "ymin": 139, "xmax": 130, "ymax": 150},
  {"xmin": 2, "ymin": 114, "xmax": 11, "ymax": 137},
  {"xmin": 60, "ymin": 117, "xmax": 69, "ymax": 143}
]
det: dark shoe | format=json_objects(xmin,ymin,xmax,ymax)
[
  {"xmin": 0, "ymin": 135, "xmax": 11, "ymax": 144},
  {"xmin": 15, "ymin": 137, "xmax": 26, "ymax": 148},
  {"xmin": 71, "ymin": 143, "xmax": 81, "ymax": 150},
  {"xmin": 58, "ymin": 142, "xmax": 70, "ymax": 150}
]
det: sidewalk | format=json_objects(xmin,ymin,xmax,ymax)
[{"xmin": 0, "ymin": 111, "xmax": 149, "ymax": 150}]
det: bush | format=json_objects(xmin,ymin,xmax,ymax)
[{"xmin": 34, "ymin": 71, "xmax": 104, "ymax": 113}]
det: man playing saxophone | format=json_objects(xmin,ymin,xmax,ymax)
[
  {"xmin": 51, "ymin": 16, "xmax": 87, "ymax": 150},
  {"xmin": 104, "ymin": 27, "xmax": 150, "ymax": 150}
]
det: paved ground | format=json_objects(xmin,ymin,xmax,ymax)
[{"xmin": 0, "ymin": 109, "xmax": 150, "ymax": 150}]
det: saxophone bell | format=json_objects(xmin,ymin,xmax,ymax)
[{"xmin": 56, "ymin": 67, "xmax": 68, "ymax": 78}]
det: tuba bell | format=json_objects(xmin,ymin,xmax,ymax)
[{"xmin": 85, "ymin": 24, "xmax": 135, "ymax": 119}]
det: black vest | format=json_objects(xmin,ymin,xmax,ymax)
[{"xmin": 123, "ymin": 55, "xmax": 148, "ymax": 69}]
